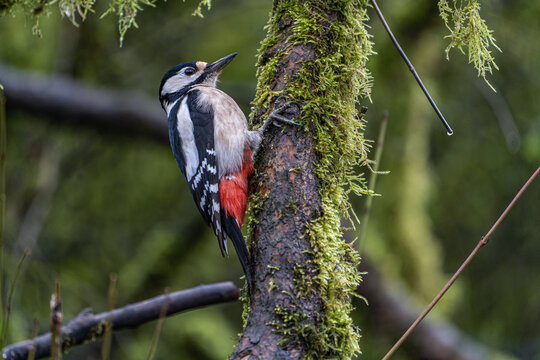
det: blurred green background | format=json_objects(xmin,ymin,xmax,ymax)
[{"xmin": 0, "ymin": 0, "xmax": 539, "ymax": 359}]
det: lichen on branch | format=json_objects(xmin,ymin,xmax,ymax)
[
  {"xmin": 191, "ymin": 0, "xmax": 210, "ymax": 17},
  {"xmin": 0, "ymin": 0, "xmax": 211, "ymax": 44},
  {"xmin": 438, "ymin": 0, "xmax": 501, "ymax": 90}
]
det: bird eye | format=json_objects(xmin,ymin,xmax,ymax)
[{"xmin": 184, "ymin": 68, "xmax": 195, "ymax": 76}]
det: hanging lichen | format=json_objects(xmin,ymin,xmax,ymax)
[
  {"xmin": 0, "ymin": 0, "xmax": 211, "ymax": 44},
  {"xmin": 191, "ymin": 0, "xmax": 211, "ymax": 17},
  {"xmin": 248, "ymin": 0, "xmax": 374, "ymax": 357},
  {"xmin": 101, "ymin": 0, "xmax": 157, "ymax": 46},
  {"xmin": 438, "ymin": 0, "xmax": 501, "ymax": 90}
]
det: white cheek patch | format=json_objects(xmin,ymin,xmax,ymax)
[{"xmin": 162, "ymin": 74, "xmax": 189, "ymax": 96}]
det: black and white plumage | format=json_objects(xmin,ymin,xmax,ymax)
[
  {"xmin": 159, "ymin": 53, "xmax": 299, "ymax": 290},
  {"xmin": 159, "ymin": 53, "xmax": 256, "ymax": 287},
  {"xmin": 167, "ymin": 90, "xmax": 223, "ymax": 248}
]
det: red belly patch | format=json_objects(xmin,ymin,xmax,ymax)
[{"xmin": 219, "ymin": 147, "xmax": 254, "ymax": 227}]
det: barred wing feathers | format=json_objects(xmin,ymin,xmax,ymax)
[{"xmin": 168, "ymin": 90, "xmax": 228, "ymax": 256}]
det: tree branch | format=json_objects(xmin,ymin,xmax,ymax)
[
  {"xmin": 0, "ymin": 64, "xmax": 167, "ymax": 142},
  {"xmin": 2, "ymin": 282, "xmax": 239, "ymax": 360},
  {"xmin": 230, "ymin": 22, "xmax": 324, "ymax": 360}
]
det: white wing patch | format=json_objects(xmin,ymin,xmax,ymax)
[{"xmin": 176, "ymin": 97, "xmax": 199, "ymax": 180}]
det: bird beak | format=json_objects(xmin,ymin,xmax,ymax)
[{"xmin": 205, "ymin": 53, "xmax": 237, "ymax": 74}]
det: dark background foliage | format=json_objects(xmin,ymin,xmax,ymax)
[{"xmin": 0, "ymin": 0, "xmax": 539, "ymax": 359}]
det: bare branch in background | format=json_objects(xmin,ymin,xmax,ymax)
[
  {"xmin": 2, "ymin": 282, "xmax": 240, "ymax": 360},
  {"xmin": 0, "ymin": 64, "xmax": 167, "ymax": 142}
]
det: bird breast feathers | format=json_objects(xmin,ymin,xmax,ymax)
[{"xmin": 194, "ymin": 87, "xmax": 248, "ymax": 178}]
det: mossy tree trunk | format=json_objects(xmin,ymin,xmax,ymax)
[{"xmin": 230, "ymin": 1, "xmax": 373, "ymax": 359}]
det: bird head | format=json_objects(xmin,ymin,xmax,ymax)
[{"xmin": 159, "ymin": 52, "xmax": 237, "ymax": 109}]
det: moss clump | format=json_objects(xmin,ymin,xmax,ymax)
[
  {"xmin": 293, "ymin": 263, "xmax": 315, "ymax": 298},
  {"xmin": 268, "ymin": 305, "xmax": 314, "ymax": 348},
  {"xmin": 438, "ymin": 0, "xmax": 501, "ymax": 90},
  {"xmin": 250, "ymin": 0, "xmax": 373, "ymax": 358}
]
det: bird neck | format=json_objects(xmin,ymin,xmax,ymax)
[{"xmin": 162, "ymin": 86, "xmax": 191, "ymax": 108}]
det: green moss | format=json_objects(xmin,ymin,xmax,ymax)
[
  {"xmin": 249, "ymin": 0, "xmax": 373, "ymax": 358},
  {"xmin": 58, "ymin": 0, "xmax": 95, "ymax": 26},
  {"xmin": 267, "ymin": 265, "xmax": 280, "ymax": 272},
  {"xmin": 0, "ymin": 0, "xmax": 212, "ymax": 44},
  {"xmin": 268, "ymin": 277, "xmax": 277, "ymax": 292},
  {"xmin": 286, "ymin": 197, "xmax": 298, "ymax": 214},
  {"xmin": 191, "ymin": 0, "xmax": 211, "ymax": 17},
  {"xmin": 268, "ymin": 305, "xmax": 312, "ymax": 346},
  {"xmin": 293, "ymin": 264, "xmax": 315, "ymax": 298},
  {"xmin": 438, "ymin": 0, "xmax": 501, "ymax": 90},
  {"xmin": 244, "ymin": 190, "xmax": 268, "ymax": 244}
]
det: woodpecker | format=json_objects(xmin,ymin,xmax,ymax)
[{"xmin": 159, "ymin": 53, "xmax": 299, "ymax": 290}]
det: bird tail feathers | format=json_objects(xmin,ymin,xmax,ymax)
[{"xmin": 222, "ymin": 214, "xmax": 252, "ymax": 294}]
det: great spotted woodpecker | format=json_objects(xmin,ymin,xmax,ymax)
[{"xmin": 159, "ymin": 53, "xmax": 298, "ymax": 289}]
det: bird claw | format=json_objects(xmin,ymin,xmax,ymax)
[
  {"xmin": 269, "ymin": 113, "xmax": 301, "ymax": 128},
  {"xmin": 258, "ymin": 99, "xmax": 302, "ymax": 134},
  {"xmin": 273, "ymin": 96, "xmax": 301, "ymax": 117},
  {"xmin": 269, "ymin": 100, "xmax": 302, "ymax": 127},
  {"xmin": 273, "ymin": 95, "xmax": 288, "ymax": 107}
]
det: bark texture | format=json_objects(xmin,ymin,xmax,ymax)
[
  {"xmin": 232, "ymin": 106, "xmax": 322, "ymax": 359},
  {"xmin": 230, "ymin": 23, "xmax": 324, "ymax": 360},
  {"xmin": 231, "ymin": 1, "xmax": 372, "ymax": 358}
]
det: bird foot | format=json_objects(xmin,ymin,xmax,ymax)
[{"xmin": 259, "ymin": 98, "xmax": 301, "ymax": 134}]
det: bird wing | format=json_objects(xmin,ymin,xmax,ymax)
[{"xmin": 185, "ymin": 90, "xmax": 228, "ymax": 256}]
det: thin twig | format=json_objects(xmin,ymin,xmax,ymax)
[
  {"xmin": 15, "ymin": 146, "xmax": 60, "ymax": 253},
  {"xmin": 146, "ymin": 289, "xmax": 170, "ymax": 360},
  {"xmin": 3, "ymin": 282, "xmax": 239, "ymax": 360},
  {"xmin": 358, "ymin": 111, "xmax": 388, "ymax": 252},
  {"xmin": 370, "ymin": 0, "xmax": 454, "ymax": 135},
  {"xmin": 101, "ymin": 273, "xmax": 117, "ymax": 360},
  {"xmin": 381, "ymin": 166, "xmax": 540, "ymax": 360},
  {"xmin": 475, "ymin": 80, "xmax": 520, "ymax": 153},
  {"xmin": 50, "ymin": 282, "xmax": 62, "ymax": 360},
  {"xmin": 27, "ymin": 316, "xmax": 39, "ymax": 360},
  {"xmin": 0, "ymin": 83, "xmax": 6, "ymax": 350},
  {"xmin": 1, "ymin": 249, "xmax": 31, "ymax": 343}
]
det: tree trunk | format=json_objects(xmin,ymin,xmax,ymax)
[{"xmin": 231, "ymin": 1, "xmax": 373, "ymax": 358}]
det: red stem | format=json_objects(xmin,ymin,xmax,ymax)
[{"xmin": 382, "ymin": 166, "xmax": 540, "ymax": 360}]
